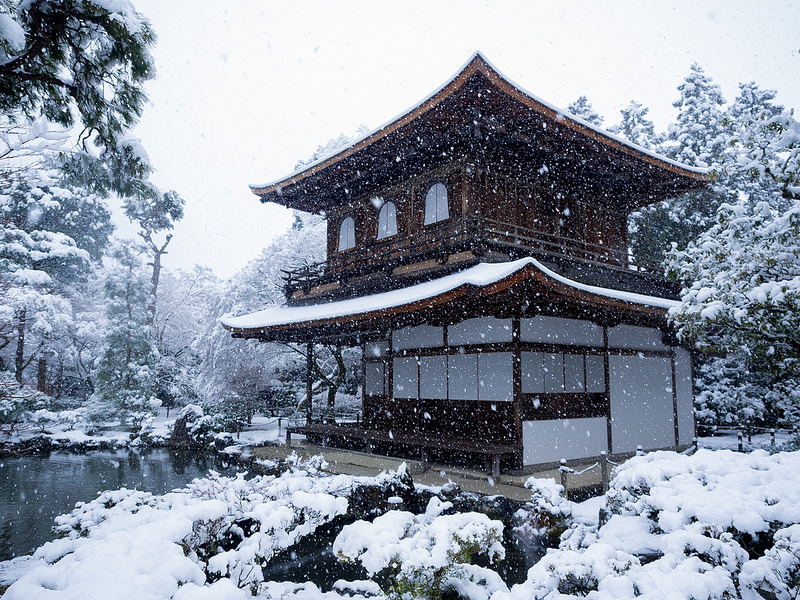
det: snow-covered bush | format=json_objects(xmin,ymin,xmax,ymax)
[
  {"xmin": 514, "ymin": 477, "xmax": 574, "ymax": 543},
  {"xmin": 169, "ymin": 403, "xmax": 233, "ymax": 448},
  {"xmin": 6, "ymin": 457, "xmax": 355, "ymax": 599},
  {"xmin": 334, "ymin": 496, "xmax": 507, "ymax": 600},
  {"xmin": 0, "ymin": 372, "xmax": 50, "ymax": 434},
  {"xmin": 496, "ymin": 449, "xmax": 800, "ymax": 600}
]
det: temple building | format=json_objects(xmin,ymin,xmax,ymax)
[{"xmin": 222, "ymin": 54, "xmax": 709, "ymax": 475}]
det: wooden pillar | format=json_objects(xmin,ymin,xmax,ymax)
[{"xmin": 306, "ymin": 342, "xmax": 313, "ymax": 425}]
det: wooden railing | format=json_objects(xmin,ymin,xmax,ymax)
[{"xmin": 281, "ymin": 217, "xmax": 665, "ymax": 296}]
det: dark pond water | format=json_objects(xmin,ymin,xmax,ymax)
[{"xmin": 0, "ymin": 448, "xmax": 220, "ymax": 560}]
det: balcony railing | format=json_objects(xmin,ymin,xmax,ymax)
[{"xmin": 281, "ymin": 217, "xmax": 667, "ymax": 300}]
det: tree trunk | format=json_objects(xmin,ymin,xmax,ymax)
[
  {"xmin": 326, "ymin": 345, "xmax": 347, "ymax": 409},
  {"xmin": 140, "ymin": 231, "xmax": 172, "ymax": 328},
  {"xmin": 37, "ymin": 358, "xmax": 47, "ymax": 393},
  {"xmin": 14, "ymin": 309, "xmax": 25, "ymax": 383}
]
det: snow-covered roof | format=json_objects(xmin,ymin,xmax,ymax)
[
  {"xmin": 221, "ymin": 257, "xmax": 678, "ymax": 338},
  {"xmin": 250, "ymin": 52, "xmax": 708, "ymax": 202}
]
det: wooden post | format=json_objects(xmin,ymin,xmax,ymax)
[
  {"xmin": 560, "ymin": 458, "xmax": 568, "ymax": 494},
  {"xmin": 306, "ymin": 342, "xmax": 313, "ymax": 425},
  {"xmin": 737, "ymin": 430, "xmax": 743, "ymax": 452},
  {"xmin": 770, "ymin": 429, "xmax": 776, "ymax": 445},
  {"xmin": 600, "ymin": 451, "xmax": 609, "ymax": 493}
]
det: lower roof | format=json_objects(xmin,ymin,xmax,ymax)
[{"xmin": 222, "ymin": 258, "xmax": 678, "ymax": 343}]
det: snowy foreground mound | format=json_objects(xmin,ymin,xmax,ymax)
[{"xmin": 5, "ymin": 449, "xmax": 800, "ymax": 600}]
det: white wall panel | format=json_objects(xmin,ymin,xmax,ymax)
[
  {"xmin": 521, "ymin": 315, "xmax": 604, "ymax": 347},
  {"xmin": 478, "ymin": 353, "xmax": 513, "ymax": 401},
  {"xmin": 609, "ymin": 355, "xmax": 675, "ymax": 453},
  {"xmin": 521, "ymin": 352, "xmax": 545, "ymax": 394},
  {"xmin": 448, "ymin": 317, "xmax": 512, "ymax": 346},
  {"xmin": 393, "ymin": 357, "xmax": 418, "ymax": 398},
  {"xmin": 448, "ymin": 354, "xmax": 478, "ymax": 400},
  {"xmin": 586, "ymin": 354, "xmax": 606, "ymax": 393},
  {"xmin": 543, "ymin": 353, "xmax": 565, "ymax": 392},
  {"xmin": 522, "ymin": 417, "xmax": 608, "ymax": 465},
  {"xmin": 419, "ymin": 355, "xmax": 447, "ymax": 399},
  {"xmin": 607, "ymin": 324, "xmax": 666, "ymax": 351},
  {"xmin": 564, "ymin": 354, "xmax": 586, "ymax": 393},
  {"xmin": 392, "ymin": 325, "xmax": 444, "ymax": 350}
]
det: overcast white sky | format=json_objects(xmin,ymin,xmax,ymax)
[{"xmin": 127, "ymin": 0, "xmax": 800, "ymax": 278}]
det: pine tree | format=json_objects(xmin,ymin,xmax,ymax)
[
  {"xmin": 727, "ymin": 82, "xmax": 799, "ymax": 205},
  {"xmin": 629, "ymin": 64, "xmax": 731, "ymax": 269},
  {"xmin": 667, "ymin": 200, "xmax": 800, "ymax": 426},
  {"xmin": 0, "ymin": 0, "xmax": 155, "ymax": 155},
  {"xmin": 566, "ymin": 95, "xmax": 604, "ymax": 127},
  {"xmin": 90, "ymin": 241, "xmax": 159, "ymax": 427},
  {"xmin": 666, "ymin": 63, "xmax": 727, "ymax": 168},
  {"xmin": 612, "ymin": 101, "xmax": 659, "ymax": 149}
]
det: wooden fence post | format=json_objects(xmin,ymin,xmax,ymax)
[{"xmin": 600, "ymin": 451, "xmax": 609, "ymax": 493}]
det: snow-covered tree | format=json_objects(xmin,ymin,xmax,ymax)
[
  {"xmin": 665, "ymin": 63, "xmax": 727, "ymax": 168},
  {"xmin": 727, "ymin": 82, "xmax": 799, "ymax": 205},
  {"xmin": 89, "ymin": 240, "xmax": 159, "ymax": 427},
  {"xmin": 123, "ymin": 186, "xmax": 184, "ymax": 326},
  {"xmin": 0, "ymin": 0, "xmax": 155, "ymax": 156},
  {"xmin": 195, "ymin": 213, "xmax": 360, "ymax": 421},
  {"xmin": 152, "ymin": 266, "xmax": 217, "ymax": 407},
  {"xmin": 629, "ymin": 65, "xmax": 731, "ymax": 270},
  {"xmin": 0, "ymin": 116, "xmax": 114, "ymax": 386},
  {"xmin": 611, "ymin": 100, "xmax": 659, "ymax": 149},
  {"xmin": 566, "ymin": 95, "xmax": 604, "ymax": 127},
  {"xmin": 667, "ymin": 200, "xmax": 800, "ymax": 425},
  {"xmin": 194, "ymin": 215, "xmax": 325, "ymax": 408}
]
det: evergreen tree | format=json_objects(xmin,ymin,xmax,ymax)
[
  {"xmin": 123, "ymin": 188, "xmax": 185, "ymax": 326},
  {"xmin": 727, "ymin": 82, "xmax": 799, "ymax": 205},
  {"xmin": 0, "ymin": 0, "xmax": 155, "ymax": 157},
  {"xmin": 665, "ymin": 63, "xmax": 727, "ymax": 168},
  {"xmin": 629, "ymin": 64, "xmax": 730, "ymax": 269},
  {"xmin": 566, "ymin": 95, "xmax": 604, "ymax": 127},
  {"xmin": 612, "ymin": 100, "xmax": 659, "ymax": 149},
  {"xmin": 0, "ymin": 115, "xmax": 114, "ymax": 381},
  {"xmin": 667, "ymin": 200, "xmax": 800, "ymax": 426},
  {"xmin": 90, "ymin": 241, "xmax": 159, "ymax": 427}
]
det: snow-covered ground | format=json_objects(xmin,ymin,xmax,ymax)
[{"xmin": 2, "ymin": 442, "xmax": 800, "ymax": 599}]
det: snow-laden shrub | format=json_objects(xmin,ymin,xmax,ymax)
[
  {"xmin": 523, "ymin": 477, "xmax": 573, "ymax": 535},
  {"xmin": 0, "ymin": 372, "xmax": 50, "ymax": 434},
  {"xmin": 6, "ymin": 456, "xmax": 356, "ymax": 599},
  {"xmin": 186, "ymin": 469, "xmax": 348, "ymax": 592},
  {"xmin": 739, "ymin": 523, "xmax": 800, "ymax": 600},
  {"xmin": 496, "ymin": 449, "xmax": 800, "ymax": 600},
  {"xmin": 334, "ymin": 496, "xmax": 507, "ymax": 600},
  {"xmin": 170, "ymin": 403, "xmax": 234, "ymax": 448}
]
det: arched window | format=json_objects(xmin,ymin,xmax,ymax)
[
  {"xmin": 423, "ymin": 183, "xmax": 449, "ymax": 225},
  {"xmin": 377, "ymin": 201, "xmax": 397, "ymax": 240},
  {"xmin": 338, "ymin": 216, "xmax": 355, "ymax": 251}
]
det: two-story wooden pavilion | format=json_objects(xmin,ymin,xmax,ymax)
[{"xmin": 223, "ymin": 54, "xmax": 709, "ymax": 475}]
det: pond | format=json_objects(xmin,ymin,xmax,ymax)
[{"xmin": 0, "ymin": 448, "xmax": 221, "ymax": 560}]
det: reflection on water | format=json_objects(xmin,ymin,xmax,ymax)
[{"xmin": 0, "ymin": 448, "xmax": 220, "ymax": 559}]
